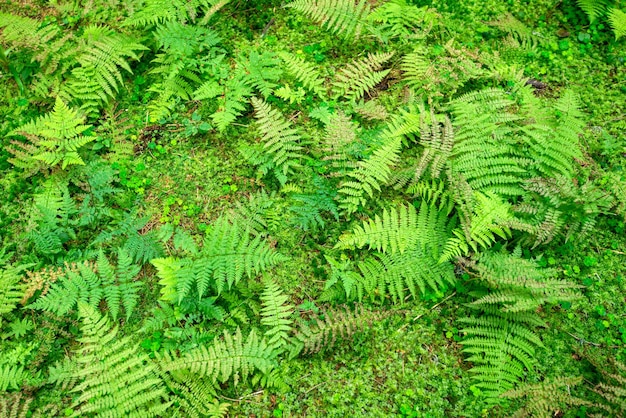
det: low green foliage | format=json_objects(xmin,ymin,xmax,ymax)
[{"xmin": 0, "ymin": 0, "xmax": 625, "ymax": 415}]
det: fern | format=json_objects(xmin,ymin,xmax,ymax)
[
  {"xmin": 577, "ymin": 0, "xmax": 611, "ymax": 22},
  {"xmin": 293, "ymin": 305, "xmax": 378, "ymax": 356},
  {"xmin": 448, "ymin": 88, "xmax": 529, "ymax": 196},
  {"xmin": 278, "ymin": 52, "xmax": 327, "ymax": 98},
  {"xmin": 0, "ymin": 363, "xmax": 29, "ymax": 392},
  {"xmin": 124, "ymin": 0, "xmax": 228, "ymax": 26},
  {"xmin": 441, "ymin": 192, "xmax": 512, "ymax": 262},
  {"xmin": 151, "ymin": 217, "xmax": 287, "ymax": 303},
  {"xmin": 488, "ymin": 13, "xmax": 544, "ymax": 48},
  {"xmin": 367, "ymin": 0, "xmax": 438, "ymax": 43},
  {"xmin": 248, "ymin": 97, "xmax": 304, "ymax": 184},
  {"xmin": 7, "ymin": 97, "xmax": 94, "ymax": 171},
  {"xmin": 460, "ymin": 314, "xmax": 543, "ymax": 399},
  {"xmin": 591, "ymin": 358, "xmax": 626, "ymax": 417},
  {"xmin": 148, "ymin": 22, "xmax": 223, "ymax": 120},
  {"xmin": 336, "ymin": 204, "xmax": 419, "ymax": 254},
  {"xmin": 460, "ymin": 250, "xmax": 581, "ymax": 399},
  {"xmin": 337, "ymin": 135, "xmax": 402, "ymax": 214},
  {"xmin": 29, "ymin": 249, "xmax": 142, "ymax": 321},
  {"xmin": 0, "ymin": 264, "xmax": 27, "ymax": 318},
  {"xmin": 502, "ymin": 377, "xmax": 590, "ymax": 417},
  {"xmin": 55, "ymin": 304, "xmax": 170, "ymax": 417},
  {"xmin": 332, "ymin": 52, "xmax": 393, "ymax": 101},
  {"xmin": 522, "ymin": 90, "xmax": 584, "ymax": 180},
  {"xmin": 336, "ymin": 202, "xmax": 454, "ymax": 301},
  {"xmin": 240, "ymin": 51, "xmax": 283, "ymax": 98},
  {"xmin": 60, "ymin": 26, "xmax": 146, "ymax": 115},
  {"xmin": 287, "ymin": 0, "xmax": 371, "ymax": 40},
  {"xmin": 161, "ymin": 328, "xmax": 277, "ymax": 387},
  {"xmin": 609, "ymin": 7, "xmax": 626, "ymax": 39},
  {"xmin": 260, "ymin": 279, "xmax": 295, "ymax": 348}
]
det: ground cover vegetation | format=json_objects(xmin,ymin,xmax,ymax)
[{"xmin": 0, "ymin": 0, "xmax": 625, "ymax": 416}]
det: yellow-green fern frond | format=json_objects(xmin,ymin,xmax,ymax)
[
  {"xmin": 332, "ymin": 52, "xmax": 393, "ymax": 101},
  {"xmin": 161, "ymin": 328, "xmax": 277, "ymax": 387},
  {"xmin": 7, "ymin": 97, "xmax": 94, "ymax": 172},
  {"xmin": 287, "ymin": 0, "xmax": 371, "ymax": 40},
  {"xmin": 260, "ymin": 279, "xmax": 295, "ymax": 349},
  {"xmin": 278, "ymin": 52, "xmax": 327, "ymax": 98}
]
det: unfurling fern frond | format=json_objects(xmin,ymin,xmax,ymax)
[
  {"xmin": 287, "ymin": 0, "xmax": 371, "ymax": 40},
  {"xmin": 247, "ymin": 97, "xmax": 304, "ymax": 184},
  {"xmin": 293, "ymin": 305, "xmax": 378, "ymax": 356},
  {"xmin": 337, "ymin": 136, "xmax": 402, "ymax": 214},
  {"xmin": 332, "ymin": 52, "xmax": 393, "ymax": 101},
  {"xmin": 278, "ymin": 52, "xmax": 327, "ymax": 98},
  {"xmin": 161, "ymin": 328, "xmax": 276, "ymax": 387},
  {"xmin": 260, "ymin": 279, "xmax": 295, "ymax": 349},
  {"xmin": 151, "ymin": 218, "xmax": 287, "ymax": 303},
  {"xmin": 57, "ymin": 304, "xmax": 170, "ymax": 417},
  {"xmin": 7, "ymin": 97, "xmax": 94, "ymax": 172}
]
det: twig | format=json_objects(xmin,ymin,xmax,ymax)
[
  {"xmin": 412, "ymin": 291, "xmax": 457, "ymax": 322},
  {"xmin": 261, "ymin": 18, "xmax": 275, "ymax": 38}
]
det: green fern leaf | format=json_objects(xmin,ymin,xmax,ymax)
[
  {"xmin": 66, "ymin": 304, "xmax": 170, "ymax": 417},
  {"xmin": 287, "ymin": 0, "xmax": 371, "ymax": 40},
  {"xmin": 332, "ymin": 52, "xmax": 393, "ymax": 101},
  {"xmin": 279, "ymin": 52, "xmax": 327, "ymax": 98},
  {"xmin": 260, "ymin": 279, "xmax": 294, "ymax": 348},
  {"xmin": 162, "ymin": 328, "xmax": 276, "ymax": 386}
]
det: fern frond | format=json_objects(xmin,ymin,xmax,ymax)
[
  {"xmin": 332, "ymin": 52, "xmax": 393, "ymax": 101},
  {"xmin": 66, "ymin": 304, "xmax": 169, "ymax": 417},
  {"xmin": 0, "ymin": 364, "xmax": 29, "ymax": 391},
  {"xmin": 162, "ymin": 328, "xmax": 276, "ymax": 386},
  {"xmin": 28, "ymin": 249, "xmax": 142, "ymax": 321},
  {"xmin": 151, "ymin": 218, "xmax": 286, "ymax": 303},
  {"xmin": 287, "ymin": 0, "xmax": 371, "ymax": 40},
  {"xmin": 577, "ymin": 0, "xmax": 610, "ymax": 22},
  {"xmin": 0, "ymin": 264, "xmax": 27, "ymax": 317},
  {"xmin": 250, "ymin": 97, "xmax": 304, "ymax": 184},
  {"xmin": 502, "ymin": 376, "xmax": 590, "ymax": 417},
  {"xmin": 293, "ymin": 305, "xmax": 378, "ymax": 355},
  {"xmin": 7, "ymin": 97, "xmax": 94, "ymax": 171},
  {"xmin": 336, "ymin": 204, "xmax": 418, "ymax": 254},
  {"xmin": 441, "ymin": 192, "xmax": 511, "ymax": 262},
  {"xmin": 367, "ymin": 0, "xmax": 438, "ymax": 43},
  {"xmin": 337, "ymin": 136, "xmax": 402, "ymax": 214},
  {"xmin": 260, "ymin": 279, "xmax": 295, "ymax": 348},
  {"xmin": 278, "ymin": 52, "xmax": 327, "ymax": 98},
  {"xmin": 460, "ymin": 314, "xmax": 543, "ymax": 399},
  {"xmin": 609, "ymin": 8, "xmax": 626, "ymax": 39},
  {"xmin": 359, "ymin": 246, "xmax": 455, "ymax": 302}
]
